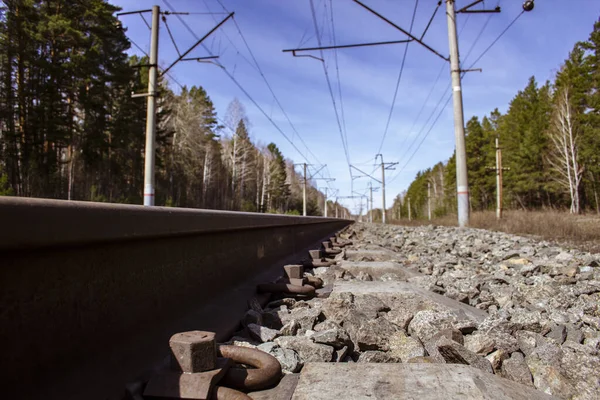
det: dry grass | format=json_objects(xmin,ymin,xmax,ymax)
[{"xmin": 390, "ymin": 210, "xmax": 600, "ymax": 254}]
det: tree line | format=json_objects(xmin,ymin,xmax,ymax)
[
  {"xmin": 392, "ymin": 18, "xmax": 600, "ymax": 219},
  {"xmin": 0, "ymin": 0, "xmax": 347, "ymax": 216}
]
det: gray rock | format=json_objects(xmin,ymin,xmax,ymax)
[
  {"xmin": 501, "ymin": 352, "xmax": 533, "ymax": 387},
  {"xmin": 486, "ymin": 349, "xmax": 509, "ymax": 373},
  {"xmin": 408, "ymin": 310, "xmax": 476, "ymax": 342},
  {"xmin": 275, "ymin": 336, "xmax": 334, "ymax": 363},
  {"xmin": 355, "ymin": 317, "xmax": 400, "ymax": 351},
  {"xmin": 515, "ymin": 330, "xmax": 547, "ymax": 356},
  {"xmin": 432, "ymin": 336, "xmax": 493, "ymax": 374},
  {"xmin": 545, "ymin": 325, "xmax": 567, "ymax": 345},
  {"xmin": 281, "ymin": 307, "xmax": 322, "ymax": 334},
  {"xmin": 314, "ymin": 320, "xmax": 343, "ymax": 332},
  {"xmin": 357, "ymin": 351, "xmax": 398, "ymax": 363},
  {"xmin": 311, "ymin": 328, "xmax": 353, "ymax": 350},
  {"xmin": 384, "ymin": 308, "xmax": 415, "ymax": 331},
  {"xmin": 248, "ymin": 323, "xmax": 279, "ymax": 343},
  {"xmin": 279, "ymin": 320, "xmax": 300, "ymax": 336},
  {"xmin": 511, "ymin": 310, "xmax": 546, "ymax": 333},
  {"xmin": 353, "ymin": 294, "xmax": 389, "ymax": 319},
  {"xmin": 464, "ymin": 333, "xmax": 496, "ymax": 355},
  {"xmin": 388, "ymin": 332, "xmax": 426, "ymax": 362},
  {"xmin": 566, "ymin": 326, "xmax": 584, "ymax": 344},
  {"xmin": 257, "ymin": 343, "xmax": 302, "ymax": 373},
  {"xmin": 525, "ymin": 343, "xmax": 575, "ymax": 397}
]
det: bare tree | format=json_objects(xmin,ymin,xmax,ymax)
[{"xmin": 547, "ymin": 87, "xmax": 583, "ymax": 214}]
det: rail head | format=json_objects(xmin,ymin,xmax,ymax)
[{"xmin": 0, "ymin": 197, "xmax": 353, "ymax": 251}]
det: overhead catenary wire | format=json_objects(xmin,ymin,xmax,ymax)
[
  {"xmin": 209, "ymin": 0, "xmax": 337, "ymax": 190},
  {"xmin": 389, "ymin": 3, "xmax": 526, "ymax": 184},
  {"xmin": 308, "ymin": 0, "xmax": 351, "ymax": 169},
  {"xmin": 161, "ymin": 0, "xmax": 337, "ymax": 193},
  {"xmin": 376, "ymin": 0, "xmax": 420, "ymax": 156}
]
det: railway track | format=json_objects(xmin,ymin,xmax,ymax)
[
  {"xmin": 2, "ymin": 197, "xmax": 598, "ymax": 399},
  {"xmin": 126, "ymin": 223, "xmax": 600, "ymax": 399}
]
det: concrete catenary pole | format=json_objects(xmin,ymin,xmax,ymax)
[
  {"xmin": 369, "ymin": 185, "xmax": 374, "ymax": 223},
  {"xmin": 303, "ymin": 163, "xmax": 307, "ymax": 216},
  {"xmin": 380, "ymin": 156, "xmax": 387, "ymax": 224},
  {"xmin": 408, "ymin": 197, "xmax": 412, "ymax": 221},
  {"xmin": 446, "ymin": 0, "xmax": 469, "ymax": 226},
  {"xmin": 428, "ymin": 181, "xmax": 432, "ymax": 221},
  {"xmin": 143, "ymin": 6, "xmax": 160, "ymax": 206},
  {"xmin": 496, "ymin": 136, "xmax": 503, "ymax": 219},
  {"xmin": 323, "ymin": 187, "xmax": 328, "ymax": 217}
]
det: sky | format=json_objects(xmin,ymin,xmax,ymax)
[{"xmin": 110, "ymin": 0, "xmax": 600, "ymax": 215}]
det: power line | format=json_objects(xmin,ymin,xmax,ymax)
[
  {"xmin": 161, "ymin": 0, "xmax": 337, "ymax": 191},
  {"xmin": 207, "ymin": 0, "xmax": 337, "ymax": 189},
  {"xmin": 389, "ymin": 3, "xmax": 526, "ymax": 185},
  {"xmin": 376, "ymin": 0, "xmax": 419, "ymax": 155},
  {"xmin": 308, "ymin": 0, "xmax": 352, "ymax": 183}
]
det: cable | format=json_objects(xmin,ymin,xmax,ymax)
[
  {"xmin": 388, "ymin": 93, "xmax": 452, "ymax": 184},
  {"xmin": 162, "ymin": 15, "xmax": 182, "ymax": 56},
  {"xmin": 208, "ymin": 0, "xmax": 337, "ymax": 188},
  {"xmin": 308, "ymin": 0, "xmax": 352, "ymax": 173},
  {"xmin": 161, "ymin": 0, "xmax": 337, "ymax": 190},
  {"xmin": 329, "ymin": 0, "xmax": 348, "ymax": 153},
  {"xmin": 389, "ymin": 2, "xmax": 523, "ymax": 185},
  {"xmin": 376, "ymin": 0, "xmax": 419, "ymax": 155},
  {"xmin": 465, "ymin": 9, "xmax": 524, "ymax": 70}
]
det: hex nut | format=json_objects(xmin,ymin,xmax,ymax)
[
  {"xmin": 283, "ymin": 264, "xmax": 304, "ymax": 279},
  {"xmin": 169, "ymin": 331, "xmax": 217, "ymax": 373}
]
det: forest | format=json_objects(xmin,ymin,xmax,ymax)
[
  {"xmin": 0, "ymin": 0, "xmax": 346, "ymax": 216},
  {"xmin": 392, "ymin": 19, "xmax": 600, "ymax": 220}
]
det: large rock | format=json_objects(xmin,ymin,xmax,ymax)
[
  {"xmin": 428, "ymin": 336, "xmax": 493, "ymax": 374},
  {"xmin": 275, "ymin": 336, "xmax": 334, "ymax": 363},
  {"xmin": 408, "ymin": 310, "xmax": 477, "ymax": 342},
  {"xmin": 501, "ymin": 352, "xmax": 533, "ymax": 387},
  {"xmin": 257, "ymin": 342, "xmax": 302, "ymax": 373},
  {"xmin": 464, "ymin": 333, "xmax": 496, "ymax": 356},
  {"xmin": 247, "ymin": 323, "xmax": 279, "ymax": 343},
  {"xmin": 311, "ymin": 328, "xmax": 353, "ymax": 350},
  {"xmin": 388, "ymin": 332, "xmax": 426, "ymax": 362},
  {"xmin": 355, "ymin": 317, "xmax": 400, "ymax": 351},
  {"xmin": 353, "ymin": 294, "xmax": 389, "ymax": 319},
  {"xmin": 525, "ymin": 344, "xmax": 575, "ymax": 398},
  {"xmin": 281, "ymin": 307, "xmax": 322, "ymax": 334}
]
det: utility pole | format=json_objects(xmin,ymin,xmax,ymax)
[
  {"xmin": 496, "ymin": 137, "xmax": 502, "ymax": 219},
  {"xmin": 446, "ymin": 0, "xmax": 469, "ymax": 226},
  {"xmin": 428, "ymin": 181, "xmax": 432, "ymax": 221},
  {"xmin": 142, "ymin": 6, "xmax": 160, "ymax": 206},
  {"xmin": 120, "ymin": 7, "xmax": 232, "ymax": 206},
  {"xmin": 375, "ymin": 154, "xmax": 397, "ymax": 225},
  {"xmin": 486, "ymin": 136, "xmax": 510, "ymax": 219},
  {"xmin": 369, "ymin": 185, "xmax": 373, "ymax": 223},
  {"xmin": 320, "ymin": 187, "xmax": 329, "ymax": 217},
  {"xmin": 408, "ymin": 197, "xmax": 412, "ymax": 221},
  {"xmin": 303, "ymin": 163, "xmax": 307, "ymax": 216}
]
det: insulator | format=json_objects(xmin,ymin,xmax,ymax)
[{"xmin": 523, "ymin": 1, "xmax": 534, "ymax": 11}]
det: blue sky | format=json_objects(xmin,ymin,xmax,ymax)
[{"xmin": 111, "ymin": 0, "xmax": 600, "ymax": 215}]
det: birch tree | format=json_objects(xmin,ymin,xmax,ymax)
[{"xmin": 547, "ymin": 87, "xmax": 583, "ymax": 213}]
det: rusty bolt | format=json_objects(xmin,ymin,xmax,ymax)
[
  {"xmin": 169, "ymin": 331, "xmax": 217, "ymax": 373},
  {"xmin": 283, "ymin": 264, "xmax": 304, "ymax": 279},
  {"xmin": 309, "ymin": 249, "xmax": 322, "ymax": 260}
]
